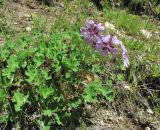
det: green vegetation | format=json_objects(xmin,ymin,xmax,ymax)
[
  {"xmin": 106, "ymin": 0, "xmax": 160, "ymax": 14},
  {"xmin": 0, "ymin": 0, "xmax": 159, "ymax": 129},
  {"xmin": 0, "ymin": 0, "xmax": 4, "ymax": 5},
  {"xmin": 104, "ymin": 9, "xmax": 156, "ymax": 35},
  {"xmin": 0, "ymin": 14, "xmax": 115, "ymax": 128}
]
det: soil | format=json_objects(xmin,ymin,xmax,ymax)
[
  {"xmin": 0, "ymin": 0, "xmax": 55, "ymax": 33},
  {"xmin": 0, "ymin": 1, "xmax": 160, "ymax": 130},
  {"xmin": 83, "ymin": 83, "xmax": 160, "ymax": 130}
]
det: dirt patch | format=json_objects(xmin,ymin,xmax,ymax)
[
  {"xmin": 0, "ymin": 0, "xmax": 56, "ymax": 33},
  {"xmin": 82, "ymin": 82, "xmax": 160, "ymax": 130},
  {"xmin": 84, "ymin": 106, "xmax": 137, "ymax": 130},
  {"xmin": 0, "ymin": 36, "xmax": 5, "ymax": 46}
]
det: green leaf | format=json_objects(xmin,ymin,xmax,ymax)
[
  {"xmin": 43, "ymin": 126, "xmax": 50, "ymax": 130},
  {"xmin": 39, "ymin": 86, "xmax": 54, "ymax": 99},
  {"xmin": 7, "ymin": 55, "xmax": 19, "ymax": 70},
  {"xmin": 69, "ymin": 99, "xmax": 81, "ymax": 108},
  {"xmin": 92, "ymin": 64, "xmax": 103, "ymax": 74},
  {"xmin": 62, "ymin": 56, "xmax": 79, "ymax": 72},
  {"xmin": 12, "ymin": 90, "xmax": 28, "ymax": 112},
  {"xmin": 83, "ymin": 81, "xmax": 98, "ymax": 103},
  {"xmin": 117, "ymin": 74, "xmax": 125, "ymax": 81},
  {"xmin": 51, "ymin": 60, "xmax": 61, "ymax": 72},
  {"xmin": 99, "ymin": 87, "xmax": 113, "ymax": 102},
  {"xmin": 43, "ymin": 109, "xmax": 53, "ymax": 117},
  {"xmin": 37, "ymin": 120, "xmax": 50, "ymax": 130},
  {"xmin": 83, "ymin": 80, "xmax": 114, "ymax": 102},
  {"xmin": 0, "ymin": 47, "xmax": 10, "ymax": 60},
  {"xmin": 41, "ymin": 69, "xmax": 51, "ymax": 80},
  {"xmin": 65, "ymin": 71, "xmax": 72, "ymax": 78},
  {"xmin": 3, "ymin": 55, "xmax": 19, "ymax": 79},
  {"xmin": 26, "ymin": 66, "xmax": 42, "ymax": 85},
  {"xmin": 0, "ymin": 89, "xmax": 7, "ymax": 102},
  {"xmin": 33, "ymin": 53, "xmax": 45, "ymax": 67},
  {"xmin": 54, "ymin": 114, "xmax": 62, "ymax": 125},
  {"xmin": 0, "ymin": 114, "xmax": 8, "ymax": 123},
  {"xmin": 17, "ymin": 48, "xmax": 37, "ymax": 62}
]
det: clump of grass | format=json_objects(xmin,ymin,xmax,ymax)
[
  {"xmin": 0, "ymin": 11, "xmax": 14, "ymax": 36},
  {"xmin": 104, "ymin": 9, "xmax": 156, "ymax": 35},
  {"xmin": 0, "ymin": 0, "xmax": 5, "ymax": 5},
  {"xmin": 103, "ymin": 0, "xmax": 160, "ymax": 18}
]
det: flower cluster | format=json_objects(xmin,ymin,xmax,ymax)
[{"xmin": 80, "ymin": 20, "xmax": 129, "ymax": 67}]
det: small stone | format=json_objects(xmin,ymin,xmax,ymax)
[
  {"xmin": 84, "ymin": 103, "xmax": 92, "ymax": 110},
  {"xmin": 146, "ymin": 108, "xmax": 154, "ymax": 114},
  {"xmin": 25, "ymin": 27, "xmax": 32, "ymax": 32},
  {"xmin": 124, "ymin": 84, "xmax": 131, "ymax": 90},
  {"xmin": 68, "ymin": 107, "xmax": 71, "ymax": 111},
  {"xmin": 100, "ymin": 120, "xmax": 105, "ymax": 126},
  {"xmin": 0, "ymin": 37, "xmax": 5, "ymax": 46},
  {"xmin": 105, "ymin": 22, "xmax": 116, "ymax": 32},
  {"xmin": 24, "ymin": 14, "xmax": 31, "ymax": 18},
  {"xmin": 155, "ymin": 31, "xmax": 159, "ymax": 34},
  {"xmin": 145, "ymin": 127, "xmax": 151, "ymax": 130},
  {"xmin": 140, "ymin": 29, "xmax": 152, "ymax": 39},
  {"xmin": 118, "ymin": 116, "xmax": 124, "ymax": 121}
]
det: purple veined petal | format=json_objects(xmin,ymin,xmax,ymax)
[
  {"xmin": 96, "ymin": 36, "xmax": 102, "ymax": 44},
  {"xmin": 121, "ymin": 45, "xmax": 129, "ymax": 67},
  {"xmin": 123, "ymin": 54, "xmax": 129, "ymax": 67},
  {"xmin": 101, "ymin": 35, "xmax": 111, "ymax": 43},
  {"xmin": 120, "ymin": 44, "xmax": 128, "ymax": 57},
  {"xmin": 86, "ymin": 20, "xmax": 95, "ymax": 28},
  {"xmin": 95, "ymin": 23, "xmax": 105, "ymax": 31},
  {"xmin": 112, "ymin": 36, "xmax": 121, "ymax": 45},
  {"xmin": 96, "ymin": 42, "xmax": 103, "ymax": 50},
  {"xmin": 80, "ymin": 27, "xmax": 94, "ymax": 43},
  {"xmin": 80, "ymin": 31, "xmax": 88, "ymax": 38},
  {"xmin": 106, "ymin": 45, "xmax": 115, "ymax": 53},
  {"xmin": 124, "ymin": 58, "xmax": 129, "ymax": 67},
  {"xmin": 111, "ymin": 36, "xmax": 129, "ymax": 67},
  {"xmin": 80, "ymin": 28, "xmax": 87, "ymax": 36}
]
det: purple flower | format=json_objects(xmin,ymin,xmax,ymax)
[
  {"xmin": 95, "ymin": 23, "xmax": 105, "ymax": 31},
  {"xmin": 101, "ymin": 35, "xmax": 110, "ymax": 43},
  {"xmin": 111, "ymin": 36, "xmax": 121, "ymax": 45},
  {"xmin": 80, "ymin": 20, "xmax": 129, "ymax": 67},
  {"xmin": 111, "ymin": 36, "xmax": 129, "ymax": 67},
  {"xmin": 86, "ymin": 20, "xmax": 94, "ymax": 28},
  {"xmin": 121, "ymin": 44, "xmax": 129, "ymax": 67}
]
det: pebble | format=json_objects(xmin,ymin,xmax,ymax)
[
  {"xmin": 25, "ymin": 27, "xmax": 32, "ymax": 32},
  {"xmin": 124, "ymin": 84, "xmax": 131, "ymax": 91},
  {"xmin": 24, "ymin": 14, "xmax": 31, "ymax": 18},
  {"xmin": 146, "ymin": 108, "xmax": 154, "ymax": 115},
  {"xmin": 105, "ymin": 22, "xmax": 116, "ymax": 32},
  {"xmin": 145, "ymin": 127, "xmax": 151, "ymax": 130},
  {"xmin": 105, "ymin": 21, "xmax": 134, "ymax": 40},
  {"xmin": 0, "ymin": 37, "xmax": 5, "ymax": 46},
  {"xmin": 100, "ymin": 120, "xmax": 105, "ymax": 126},
  {"xmin": 140, "ymin": 29, "xmax": 152, "ymax": 39}
]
